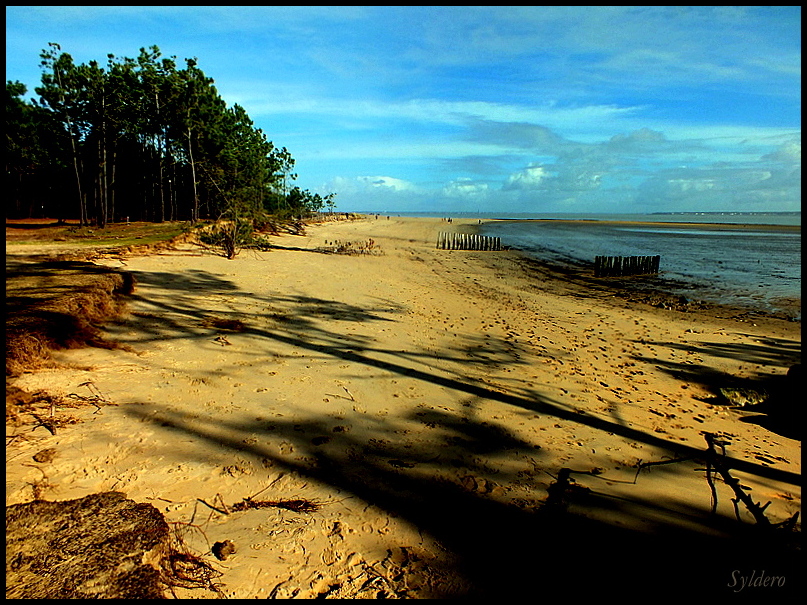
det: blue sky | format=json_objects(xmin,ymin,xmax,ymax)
[{"xmin": 6, "ymin": 6, "xmax": 801, "ymax": 214}]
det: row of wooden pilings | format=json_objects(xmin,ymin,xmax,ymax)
[
  {"xmin": 437, "ymin": 231, "xmax": 502, "ymax": 251},
  {"xmin": 594, "ymin": 255, "xmax": 660, "ymax": 277}
]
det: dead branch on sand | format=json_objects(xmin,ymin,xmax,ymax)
[
  {"xmin": 631, "ymin": 432, "xmax": 800, "ymax": 531},
  {"xmin": 540, "ymin": 432, "xmax": 799, "ymax": 535},
  {"xmin": 231, "ymin": 498, "xmax": 321, "ymax": 513}
]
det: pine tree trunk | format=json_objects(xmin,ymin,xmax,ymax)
[
  {"xmin": 188, "ymin": 125, "xmax": 198, "ymax": 222},
  {"xmin": 53, "ymin": 64, "xmax": 86, "ymax": 226},
  {"xmin": 110, "ymin": 148, "xmax": 116, "ymax": 223}
]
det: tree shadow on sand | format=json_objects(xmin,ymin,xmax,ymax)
[
  {"xmin": 629, "ymin": 335, "xmax": 802, "ymax": 441},
  {"xmin": 108, "ymin": 267, "xmax": 801, "ymax": 597},
  {"xmin": 122, "ymin": 400, "xmax": 801, "ymax": 598}
]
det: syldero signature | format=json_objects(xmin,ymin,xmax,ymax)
[{"xmin": 727, "ymin": 569, "xmax": 786, "ymax": 592}]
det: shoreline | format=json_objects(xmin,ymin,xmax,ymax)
[
  {"xmin": 461, "ymin": 219, "xmax": 801, "ymax": 321},
  {"xmin": 479, "ymin": 217, "xmax": 801, "ymax": 231},
  {"xmin": 6, "ymin": 216, "xmax": 802, "ymax": 598}
]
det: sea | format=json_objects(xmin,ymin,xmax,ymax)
[{"xmin": 396, "ymin": 212, "xmax": 801, "ymax": 319}]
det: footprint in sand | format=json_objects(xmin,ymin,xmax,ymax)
[{"xmin": 321, "ymin": 520, "xmax": 345, "ymax": 540}]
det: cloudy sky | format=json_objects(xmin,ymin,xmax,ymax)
[{"xmin": 6, "ymin": 6, "xmax": 801, "ymax": 215}]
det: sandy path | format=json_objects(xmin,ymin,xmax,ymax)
[{"xmin": 6, "ymin": 216, "xmax": 801, "ymax": 597}]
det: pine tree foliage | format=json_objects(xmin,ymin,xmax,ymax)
[{"xmin": 7, "ymin": 43, "xmax": 333, "ymax": 225}]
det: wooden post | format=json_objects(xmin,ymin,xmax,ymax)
[
  {"xmin": 436, "ymin": 232, "xmax": 504, "ymax": 251},
  {"xmin": 595, "ymin": 255, "xmax": 660, "ymax": 277}
]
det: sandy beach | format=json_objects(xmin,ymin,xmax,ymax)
[{"xmin": 6, "ymin": 216, "xmax": 801, "ymax": 597}]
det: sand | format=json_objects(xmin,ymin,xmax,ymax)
[{"xmin": 6, "ymin": 216, "xmax": 801, "ymax": 598}]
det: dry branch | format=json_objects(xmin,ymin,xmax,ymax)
[
  {"xmin": 703, "ymin": 432, "xmax": 771, "ymax": 527},
  {"xmin": 230, "ymin": 498, "xmax": 320, "ymax": 513},
  {"xmin": 633, "ymin": 433, "xmax": 799, "ymax": 531}
]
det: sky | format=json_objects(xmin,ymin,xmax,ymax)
[{"xmin": 6, "ymin": 6, "xmax": 802, "ymax": 215}]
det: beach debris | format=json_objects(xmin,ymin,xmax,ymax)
[
  {"xmin": 220, "ymin": 462, "xmax": 252, "ymax": 477},
  {"xmin": 216, "ymin": 483, "xmax": 322, "ymax": 514},
  {"xmin": 231, "ymin": 498, "xmax": 320, "ymax": 513},
  {"xmin": 212, "ymin": 335, "xmax": 231, "ymax": 346},
  {"xmin": 197, "ymin": 493, "xmax": 231, "ymax": 516},
  {"xmin": 633, "ymin": 433, "xmax": 800, "ymax": 531},
  {"xmin": 32, "ymin": 448, "xmax": 57, "ymax": 464},
  {"xmin": 540, "ymin": 468, "xmax": 591, "ymax": 514},
  {"xmin": 67, "ymin": 381, "xmax": 111, "ymax": 413},
  {"xmin": 211, "ymin": 540, "xmax": 236, "ymax": 561},
  {"xmin": 6, "ymin": 491, "xmax": 209, "ymax": 599},
  {"xmin": 317, "ymin": 239, "xmax": 382, "ymax": 255},
  {"xmin": 7, "ymin": 381, "xmax": 105, "ymax": 437},
  {"xmin": 201, "ymin": 316, "xmax": 246, "ymax": 332},
  {"xmin": 718, "ymin": 387, "xmax": 769, "ymax": 407},
  {"xmin": 164, "ymin": 551, "xmax": 222, "ymax": 595},
  {"xmin": 388, "ymin": 459, "xmax": 416, "ymax": 469},
  {"xmin": 326, "ymin": 386, "xmax": 356, "ymax": 401},
  {"xmin": 459, "ymin": 475, "xmax": 499, "ymax": 494}
]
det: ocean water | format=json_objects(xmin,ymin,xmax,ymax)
[{"xmin": 474, "ymin": 214, "xmax": 801, "ymax": 319}]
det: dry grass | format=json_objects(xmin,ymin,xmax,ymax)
[
  {"xmin": 200, "ymin": 316, "xmax": 247, "ymax": 332},
  {"xmin": 5, "ymin": 218, "xmax": 186, "ymax": 248},
  {"xmin": 6, "ymin": 220, "xmax": 195, "ymax": 438},
  {"xmin": 6, "ymin": 382, "xmax": 115, "ymax": 444},
  {"xmin": 6, "ymin": 259, "xmax": 136, "ymax": 376},
  {"xmin": 316, "ymin": 238, "xmax": 383, "ymax": 255}
]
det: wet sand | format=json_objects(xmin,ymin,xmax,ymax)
[{"xmin": 6, "ymin": 216, "xmax": 801, "ymax": 598}]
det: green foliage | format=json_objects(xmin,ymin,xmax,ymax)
[
  {"xmin": 6, "ymin": 79, "xmax": 73, "ymax": 218},
  {"xmin": 263, "ymin": 186, "xmax": 337, "ymax": 218},
  {"xmin": 7, "ymin": 43, "xmax": 336, "ymax": 228},
  {"xmin": 198, "ymin": 218, "xmax": 272, "ymax": 259}
]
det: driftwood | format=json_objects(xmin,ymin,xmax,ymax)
[
  {"xmin": 196, "ymin": 487, "xmax": 322, "ymax": 516},
  {"xmin": 541, "ymin": 433, "xmax": 799, "ymax": 533},
  {"xmin": 633, "ymin": 433, "xmax": 799, "ymax": 530},
  {"xmin": 231, "ymin": 498, "xmax": 320, "ymax": 513}
]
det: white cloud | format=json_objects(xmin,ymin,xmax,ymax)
[
  {"xmin": 503, "ymin": 165, "xmax": 552, "ymax": 190},
  {"xmin": 763, "ymin": 140, "xmax": 801, "ymax": 163},
  {"xmin": 665, "ymin": 178, "xmax": 718, "ymax": 193},
  {"xmin": 441, "ymin": 178, "xmax": 489, "ymax": 198},
  {"xmin": 328, "ymin": 175, "xmax": 419, "ymax": 195},
  {"xmin": 229, "ymin": 89, "xmax": 644, "ymax": 137},
  {"xmin": 357, "ymin": 176, "xmax": 417, "ymax": 191}
]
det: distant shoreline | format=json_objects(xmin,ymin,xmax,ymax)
[
  {"xmin": 481, "ymin": 218, "xmax": 801, "ymax": 231},
  {"xmin": 358, "ymin": 212, "xmax": 801, "ymax": 229}
]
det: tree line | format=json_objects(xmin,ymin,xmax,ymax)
[{"xmin": 6, "ymin": 43, "xmax": 335, "ymax": 226}]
